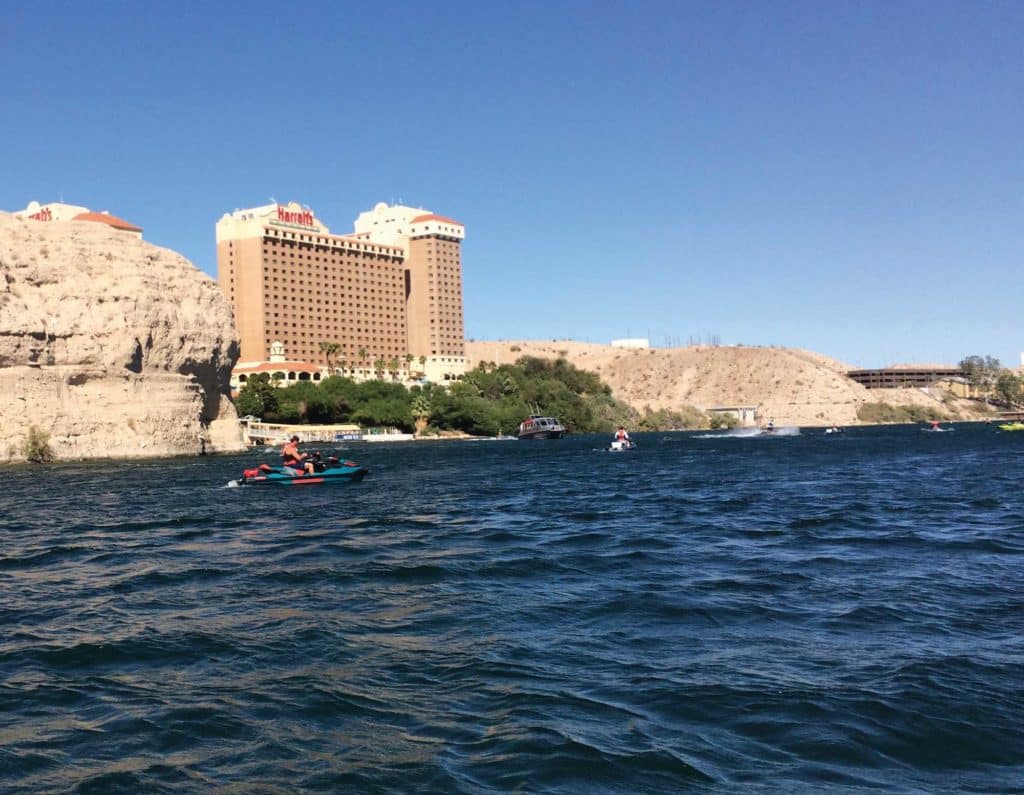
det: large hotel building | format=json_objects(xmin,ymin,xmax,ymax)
[{"xmin": 216, "ymin": 201, "xmax": 465, "ymax": 382}]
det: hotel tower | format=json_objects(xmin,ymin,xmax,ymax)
[{"xmin": 216, "ymin": 201, "xmax": 466, "ymax": 382}]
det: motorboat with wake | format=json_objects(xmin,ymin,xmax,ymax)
[
  {"xmin": 999, "ymin": 422, "xmax": 1024, "ymax": 432},
  {"xmin": 236, "ymin": 452, "xmax": 368, "ymax": 486},
  {"xmin": 518, "ymin": 415, "xmax": 565, "ymax": 440}
]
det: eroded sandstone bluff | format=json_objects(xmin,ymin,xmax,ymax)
[
  {"xmin": 468, "ymin": 341, "xmax": 985, "ymax": 426},
  {"xmin": 0, "ymin": 212, "xmax": 244, "ymax": 462}
]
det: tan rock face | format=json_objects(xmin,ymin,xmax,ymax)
[
  {"xmin": 0, "ymin": 212, "xmax": 245, "ymax": 461},
  {"xmin": 467, "ymin": 340, "xmax": 987, "ymax": 426}
]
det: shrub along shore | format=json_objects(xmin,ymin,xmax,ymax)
[
  {"xmin": 234, "ymin": 356, "xmax": 728, "ymax": 436},
  {"xmin": 236, "ymin": 355, "xmax": 1010, "ymax": 437}
]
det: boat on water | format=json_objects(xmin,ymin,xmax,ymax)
[
  {"xmin": 238, "ymin": 454, "xmax": 368, "ymax": 486},
  {"xmin": 999, "ymin": 422, "xmax": 1024, "ymax": 432},
  {"xmin": 606, "ymin": 440, "xmax": 637, "ymax": 452},
  {"xmin": 518, "ymin": 415, "xmax": 565, "ymax": 440}
]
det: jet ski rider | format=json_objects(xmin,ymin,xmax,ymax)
[
  {"xmin": 615, "ymin": 426, "xmax": 631, "ymax": 444},
  {"xmin": 281, "ymin": 435, "xmax": 315, "ymax": 476}
]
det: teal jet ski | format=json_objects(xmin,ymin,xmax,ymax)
[{"xmin": 239, "ymin": 453, "xmax": 368, "ymax": 486}]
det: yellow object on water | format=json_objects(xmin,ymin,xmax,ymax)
[{"xmin": 998, "ymin": 422, "xmax": 1024, "ymax": 432}]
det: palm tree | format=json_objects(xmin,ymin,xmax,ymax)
[
  {"xmin": 418, "ymin": 354, "xmax": 427, "ymax": 377},
  {"xmin": 404, "ymin": 353, "xmax": 414, "ymax": 379},
  {"xmin": 410, "ymin": 393, "xmax": 431, "ymax": 435},
  {"xmin": 373, "ymin": 357, "xmax": 386, "ymax": 380},
  {"xmin": 358, "ymin": 347, "xmax": 368, "ymax": 379},
  {"xmin": 318, "ymin": 341, "xmax": 341, "ymax": 374},
  {"xmin": 388, "ymin": 357, "xmax": 400, "ymax": 381}
]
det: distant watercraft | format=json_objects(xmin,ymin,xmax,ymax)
[
  {"xmin": 518, "ymin": 415, "xmax": 565, "ymax": 440},
  {"xmin": 605, "ymin": 440, "xmax": 637, "ymax": 452},
  {"xmin": 999, "ymin": 422, "xmax": 1024, "ymax": 432}
]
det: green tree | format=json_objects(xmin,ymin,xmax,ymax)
[
  {"xmin": 358, "ymin": 347, "xmax": 369, "ymax": 377},
  {"xmin": 352, "ymin": 398, "xmax": 413, "ymax": 431},
  {"xmin": 318, "ymin": 375, "xmax": 355, "ymax": 422},
  {"xmin": 243, "ymin": 352, "xmax": 657, "ymax": 437},
  {"xmin": 411, "ymin": 393, "xmax": 431, "ymax": 434},
  {"xmin": 959, "ymin": 355, "xmax": 1002, "ymax": 398},
  {"xmin": 318, "ymin": 341, "xmax": 341, "ymax": 374},
  {"xmin": 499, "ymin": 372, "xmax": 519, "ymax": 396},
  {"xmin": 707, "ymin": 412, "xmax": 737, "ymax": 430},
  {"xmin": 430, "ymin": 391, "xmax": 501, "ymax": 436},
  {"xmin": 995, "ymin": 370, "xmax": 1023, "ymax": 407},
  {"xmin": 234, "ymin": 387, "xmax": 262, "ymax": 418},
  {"xmin": 388, "ymin": 356, "xmax": 400, "ymax": 381},
  {"xmin": 373, "ymin": 357, "xmax": 386, "ymax": 380},
  {"xmin": 234, "ymin": 373, "xmax": 278, "ymax": 417},
  {"xmin": 272, "ymin": 380, "xmax": 333, "ymax": 424}
]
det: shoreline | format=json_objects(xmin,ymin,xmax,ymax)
[{"xmin": 4, "ymin": 418, "xmax": 1015, "ymax": 466}]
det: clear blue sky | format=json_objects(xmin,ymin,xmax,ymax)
[{"xmin": 2, "ymin": 1, "xmax": 1021, "ymax": 368}]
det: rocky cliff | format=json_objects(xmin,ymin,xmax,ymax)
[
  {"xmin": 0, "ymin": 212, "xmax": 244, "ymax": 462},
  {"xmin": 467, "ymin": 340, "xmax": 984, "ymax": 426}
]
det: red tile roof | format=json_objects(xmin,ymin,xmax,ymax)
[
  {"xmin": 235, "ymin": 361, "xmax": 322, "ymax": 374},
  {"xmin": 73, "ymin": 211, "xmax": 143, "ymax": 233},
  {"xmin": 411, "ymin": 213, "xmax": 461, "ymax": 226}
]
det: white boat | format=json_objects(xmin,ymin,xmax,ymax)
[
  {"xmin": 363, "ymin": 432, "xmax": 415, "ymax": 443},
  {"xmin": 518, "ymin": 415, "xmax": 565, "ymax": 440}
]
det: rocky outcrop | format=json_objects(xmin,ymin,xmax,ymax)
[
  {"xmin": 0, "ymin": 212, "xmax": 244, "ymax": 462},
  {"xmin": 468, "ymin": 340, "xmax": 987, "ymax": 426}
]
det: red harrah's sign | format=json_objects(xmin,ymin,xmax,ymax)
[
  {"xmin": 28, "ymin": 208, "xmax": 53, "ymax": 221},
  {"xmin": 277, "ymin": 206, "xmax": 314, "ymax": 227}
]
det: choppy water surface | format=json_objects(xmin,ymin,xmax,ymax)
[{"xmin": 2, "ymin": 424, "xmax": 1022, "ymax": 792}]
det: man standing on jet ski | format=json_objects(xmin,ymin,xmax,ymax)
[{"xmin": 614, "ymin": 426, "xmax": 631, "ymax": 444}]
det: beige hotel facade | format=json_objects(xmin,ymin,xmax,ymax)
[{"xmin": 216, "ymin": 201, "xmax": 466, "ymax": 382}]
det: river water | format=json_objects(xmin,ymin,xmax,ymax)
[{"xmin": 1, "ymin": 424, "xmax": 1022, "ymax": 792}]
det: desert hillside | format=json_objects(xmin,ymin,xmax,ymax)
[{"xmin": 467, "ymin": 340, "xmax": 984, "ymax": 426}]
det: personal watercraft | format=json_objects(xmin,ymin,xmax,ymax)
[{"xmin": 238, "ymin": 453, "xmax": 368, "ymax": 485}]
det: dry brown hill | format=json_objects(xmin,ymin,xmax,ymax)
[{"xmin": 467, "ymin": 340, "xmax": 985, "ymax": 426}]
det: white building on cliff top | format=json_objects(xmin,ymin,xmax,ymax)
[{"xmin": 12, "ymin": 200, "xmax": 143, "ymax": 238}]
